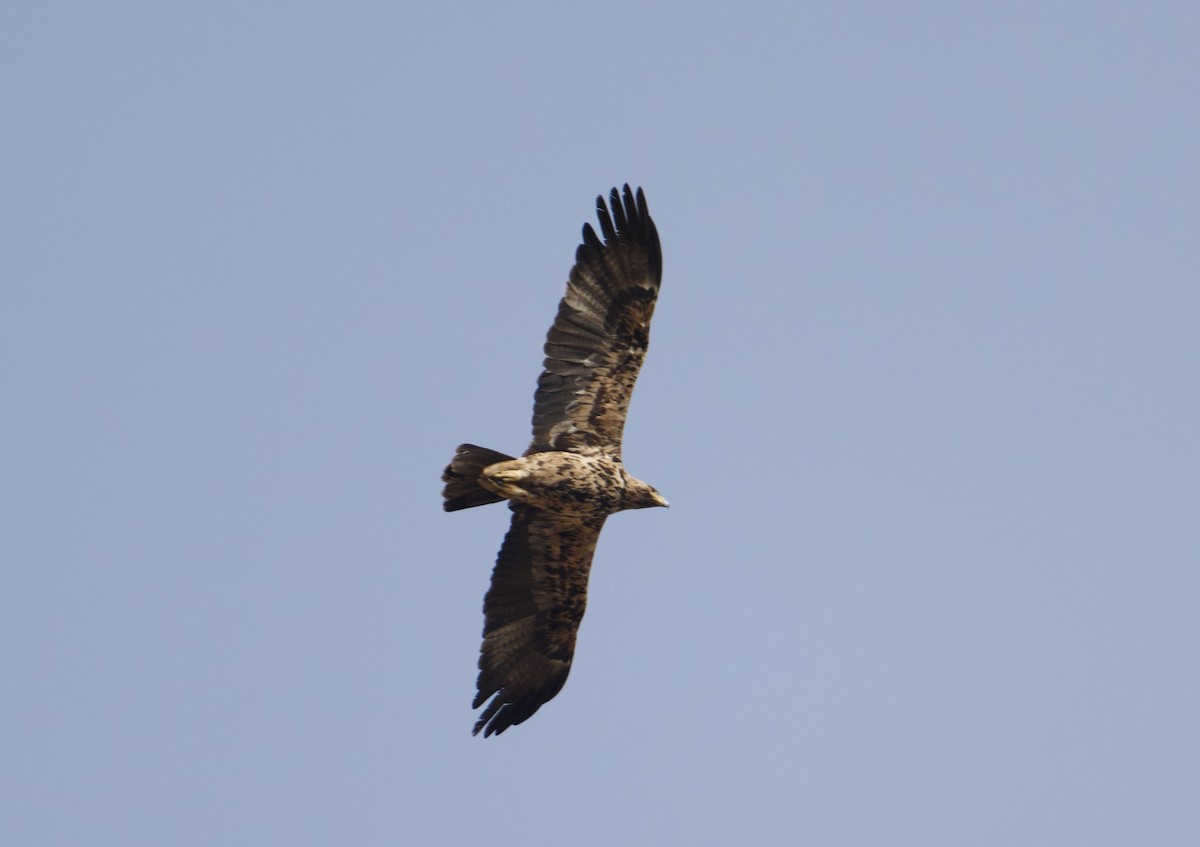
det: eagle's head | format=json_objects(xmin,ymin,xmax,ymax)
[{"xmin": 624, "ymin": 477, "xmax": 669, "ymax": 510}]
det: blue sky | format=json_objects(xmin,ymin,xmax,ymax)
[{"xmin": 3, "ymin": 2, "xmax": 1198, "ymax": 844}]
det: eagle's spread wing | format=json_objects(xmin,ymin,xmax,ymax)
[
  {"xmin": 473, "ymin": 505, "xmax": 606, "ymax": 737},
  {"xmin": 529, "ymin": 184, "xmax": 662, "ymax": 456}
]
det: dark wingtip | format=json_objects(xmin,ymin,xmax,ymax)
[
  {"xmin": 472, "ymin": 696, "xmax": 511, "ymax": 737},
  {"xmin": 580, "ymin": 220, "xmax": 602, "ymax": 251},
  {"xmin": 633, "ymin": 185, "xmax": 649, "ymax": 220},
  {"xmin": 590, "ymin": 184, "xmax": 656, "ymax": 249}
]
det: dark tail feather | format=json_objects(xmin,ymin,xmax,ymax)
[{"xmin": 442, "ymin": 444, "xmax": 513, "ymax": 511}]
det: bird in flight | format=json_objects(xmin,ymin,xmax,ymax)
[{"xmin": 443, "ymin": 185, "xmax": 668, "ymax": 736}]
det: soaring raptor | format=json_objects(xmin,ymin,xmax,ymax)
[{"xmin": 442, "ymin": 185, "xmax": 667, "ymax": 736}]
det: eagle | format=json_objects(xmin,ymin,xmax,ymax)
[{"xmin": 442, "ymin": 185, "xmax": 667, "ymax": 736}]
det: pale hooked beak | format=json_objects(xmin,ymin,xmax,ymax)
[{"xmin": 652, "ymin": 491, "xmax": 670, "ymax": 508}]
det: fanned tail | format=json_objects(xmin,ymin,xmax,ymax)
[{"xmin": 442, "ymin": 444, "xmax": 514, "ymax": 511}]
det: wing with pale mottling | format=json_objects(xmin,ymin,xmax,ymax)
[
  {"xmin": 529, "ymin": 185, "xmax": 662, "ymax": 456},
  {"xmin": 473, "ymin": 505, "xmax": 606, "ymax": 737}
]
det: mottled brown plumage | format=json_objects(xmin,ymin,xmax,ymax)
[{"xmin": 442, "ymin": 185, "xmax": 667, "ymax": 736}]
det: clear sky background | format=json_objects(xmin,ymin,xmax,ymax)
[{"xmin": 3, "ymin": 2, "xmax": 1198, "ymax": 844}]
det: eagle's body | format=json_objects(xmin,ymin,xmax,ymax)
[
  {"xmin": 479, "ymin": 451, "xmax": 663, "ymax": 517},
  {"xmin": 442, "ymin": 185, "xmax": 666, "ymax": 737}
]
